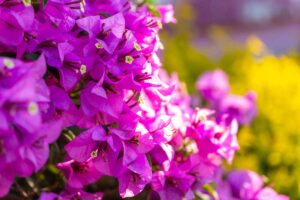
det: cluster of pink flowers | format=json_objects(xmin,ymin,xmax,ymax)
[
  {"xmin": 196, "ymin": 69, "xmax": 257, "ymax": 125},
  {"xmin": 0, "ymin": 0, "xmax": 288, "ymax": 199}
]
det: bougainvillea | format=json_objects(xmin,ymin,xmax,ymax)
[
  {"xmin": 0, "ymin": 0, "xmax": 288, "ymax": 199},
  {"xmin": 196, "ymin": 69, "xmax": 257, "ymax": 125}
]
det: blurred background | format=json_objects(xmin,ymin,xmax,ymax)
[{"xmin": 158, "ymin": 0, "xmax": 300, "ymax": 199}]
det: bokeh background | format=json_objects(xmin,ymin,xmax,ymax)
[{"xmin": 158, "ymin": 0, "xmax": 300, "ymax": 199}]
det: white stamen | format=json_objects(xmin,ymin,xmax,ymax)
[
  {"xmin": 28, "ymin": 102, "xmax": 39, "ymax": 116},
  {"xmin": 80, "ymin": 64, "xmax": 87, "ymax": 75},
  {"xmin": 125, "ymin": 56, "xmax": 134, "ymax": 64},
  {"xmin": 3, "ymin": 59, "xmax": 15, "ymax": 69}
]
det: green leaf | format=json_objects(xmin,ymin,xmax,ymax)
[
  {"xmin": 22, "ymin": 0, "xmax": 31, "ymax": 6},
  {"xmin": 194, "ymin": 191, "xmax": 211, "ymax": 200},
  {"xmin": 47, "ymin": 164, "xmax": 60, "ymax": 174},
  {"xmin": 147, "ymin": 4, "xmax": 161, "ymax": 17},
  {"xmin": 24, "ymin": 53, "xmax": 39, "ymax": 60},
  {"xmin": 98, "ymin": 12, "xmax": 112, "ymax": 18},
  {"xmin": 202, "ymin": 182, "xmax": 219, "ymax": 200},
  {"xmin": 43, "ymin": 0, "xmax": 48, "ymax": 6},
  {"xmin": 145, "ymin": 0, "xmax": 158, "ymax": 5}
]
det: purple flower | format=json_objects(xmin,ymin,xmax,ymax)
[
  {"xmin": 48, "ymin": 85, "xmax": 79, "ymax": 127},
  {"xmin": 151, "ymin": 167, "xmax": 195, "ymax": 200},
  {"xmin": 39, "ymin": 188, "xmax": 103, "ymax": 200},
  {"xmin": 0, "ymin": 3, "xmax": 34, "ymax": 46},
  {"xmin": 84, "ymin": 0, "xmax": 131, "ymax": 16},
  {"xmin": 119, "ymin": 155, "xmax": 152, "ymax": 198},
  {"xmin": 122, "ymin": 128, "xmax": 154, "ymax": 165},
  {"xmin": 150, "ymin": 143, "xmax": 174, "ymax": 172},
  {"xmin": 57, "ymin": 159, "xmax": 103, "ymax": 188},
  {"xmin": 39, "ymin": 0, "xmax": 83, "ymax": 32},
  {"xmin": 255, "ymin": 187, "xmax": 289, "ymax": 200},
  {"xmin": 227, "ymin": 170, "xmax": 289, "ymax": 200},
  {"xmin": 196, "ymin": 69, "xmax": 230, "ymax": 102},
  {"xmin": 80, "ymin": 81, "xmax": 124, "ymax": 118},
  {"xmin": 0, "ymin": 1, "xmax": 285, "ymax": 199},
  {"xmin": 18, "ymin": 118, "xmax": 63, "ymax": 176},
  {"xmin": 105, "ymin": 31, "xmax": 147, "ymax": 76},
  {"xmin": 76, "ymin": 13, "xmax": 125, "ymax": 54},
  {"xmin": 218, "ymin": 91, "xmax": 257, "ymax": 124},
  {"xmin": 228, "ymin": 170, "xmax": 264, "ymax": 199},
  {"xmin": 187, "ymin": 109, "xmax": 239, "ymax": 165},
  {"xmin": 0, "ymin": 167, "xmax": 13, "ymax": 197},
  {"xmin": 64, "ymin": 125, "xmax": 123, "ymax": 176},
  {"xmin": 56, "ymin": 41, "xmax": 95, "ymax": 91},
  {"xmin": 157, "ymin": 5, "xmax": 177, "ymax": 24},
  {"xmin": 0, "ymin": 55, "xmax": 47, "ymax": 139},
  {"xmin": 196, "ymin": 70, "xmax": 257, "ymax": 125},
  {"xmin": 0, "ymin": 56, "xmax": 62, "ymax": 196}
]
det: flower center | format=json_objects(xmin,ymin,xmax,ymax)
[
  {"xmin": 95, "ymin": 42, "xmax": 103, "ymax": 49},
  {"xmin": 90, "ymin": 150, "xmax": 98, "ymax": 158},
  {"xmin": 28, "ymin": 102, "xmax": 38, "ymax": 116},
  {"xmin": 3, "ymin": 58, "xmax": 15, "ymax": 69},
  {"xmin": 80, "ymin": 64, "xmax": 87, "ymax": 75},
  {"xmin": 134, "ymin": 42, "xmax": 141, "ymax": 51},
  {"xmin": 125, "ymin": 56, "xmax": 134, "ymax": 64}
]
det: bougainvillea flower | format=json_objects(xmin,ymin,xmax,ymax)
[
  {"xmin": 187, "ymin": 109, "xmax": 239, "ymax": 165},
  {"xmin": 150, "ymin": 143, "xmax": 174, "ymax": 171},
  {"xmin": 77, "ymin": 13, "xmax": 125, "ymax": 54},
  {"xmin": 151, "ymin": 167, "xmax": 195, "ymax": 200},
  {"xmin": 48, "ymin": 86, "xmax": 79, "ymax": 127},
  {"xmin": 196, "ymin": 69, "xmax": 230, "ymax": 102},
  {"xmin": 39, "ymin": 188, "xmax": 103, "ymax": 200},
  {"xmin": 196, "ymin": 70, "xmax": 257, "ymax": 125},
  {"xmin": 65, "ymin": 126, "xmax": 121, "ymax": 176},
  {"xmin": 0, "ymin": 4, "xmax": 34, "ymax": 46},
  {"xmin": 218, "ymin": 91, "xmax": 257, "ymax": 124},
  {"xmin": 227, "ymin": 170, "xmax": 289, "ymax": 200},
  {"xmin": 255, "ymin": 187, "xmax": 289, "ymax": 200},
  {"xmin": 81, "ymin": 82, "xmax": 124, "ymax": 118},
  {"xmin": 122, "ymin": 129, "xmax": 154, "ymax": 165},
  {"xmin": 0, "ymin": 170, "xmax": 13, "ymax": 197},
  {"xmin": 18, "ymin": 118, "xmax": 63, "ymax": 176},
  {"xmin": 227, "ymin": 170, "xmax": 264, "ymax": 199},
  {"xmin": 55, "ymin": 40, "xmax": 95, "ymax": 91},
  {"xmin": 0, "ymin": 56, "xmax": 47, "ymax": 132},
  {"xmin": 157, "ymin": 4, "xmax": 177, "ymax": 24},
  {"xmin": 84, "ymin": 0, "xmax": 130, "ymax": 16},
  {"xmin": 40, "ymin": 0, "xmax": 83, "ymax": 32},
  {"xmin": 0, "ymin": 1, "xmax": 287, "ymax": 199},
  {"xmin": 0, "ymin": 55, "xmax": 64, "ymax": 197},
  {"xmin": 119, "ymin": 154, "xmax": 152, "ymax": 198},
  {"xmin": 57, "ymin": 159, "xmax": 102, "ymax": 188}
]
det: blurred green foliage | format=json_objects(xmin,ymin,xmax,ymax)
[{"xmin": 160, "ymin": 2, "xmax": 300, "ymax": 199}]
